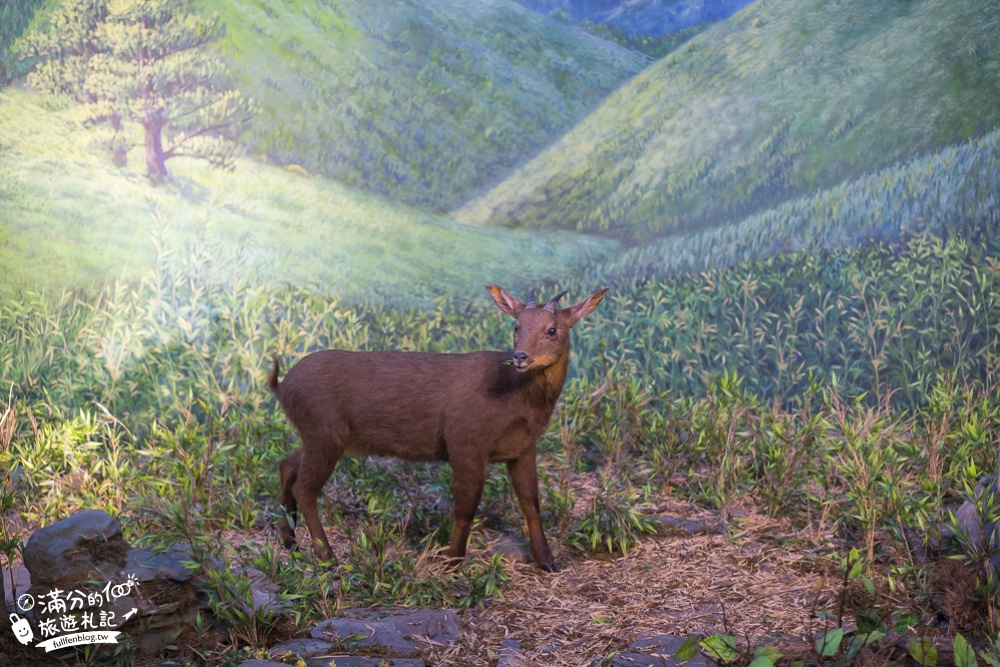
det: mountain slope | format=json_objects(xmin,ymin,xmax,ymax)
[
  {"xmin": 0, "ymin": 89, "xmax": 618, "ymax": 305},
  {"xmin": 516, "ymin": 0, "xmax": 755, "ymax": 36},
  {"xmin": 457, "ymin": 0, "xmax": 1000, "ymax": 241},
  {"xmin": 592, "ymin": 126, "xmax": 1000, "ymax": 281},
  {"xmin": 204, "ymin": 0, "xmax": 649, "ymax": 212}
]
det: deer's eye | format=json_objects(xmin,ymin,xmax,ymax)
[
  {"xmin": 547, "ymin": 327, "xmax": 557, "ymax": 336},
  {"xmin": 513, "ymin": 324, "xmax": 520, "ymax": 333}
]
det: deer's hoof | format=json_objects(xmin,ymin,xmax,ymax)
[{"xmin": 539, "ymin": 562, "xmax": 559, "ymax": 573}]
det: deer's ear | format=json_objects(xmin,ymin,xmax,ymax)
[
  {"xmin": 485, "ymin": 284, "xmax": 525, "ymax": 318},
  {"xmin": 565, "ymin": 288, "xmax": 609, "ymax": 327}
]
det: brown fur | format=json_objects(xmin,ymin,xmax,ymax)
[{"xmin": 269, "ymin": 285, "xmax": 608, "ymax": 571}]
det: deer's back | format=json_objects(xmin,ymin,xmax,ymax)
[{"xmin": 275, "ymin": 349, "xmax": 551, "ymax": 462}]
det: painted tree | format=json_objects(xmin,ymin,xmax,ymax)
[{"xmin": 15, "ymin": 0, "xmax": 252, "ymax": 182}]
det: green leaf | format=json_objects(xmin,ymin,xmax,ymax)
[
  {"xmin": 847, "ymin": 547, "xmax": 863, "ymax": 578},
  {"xmin": 980, "ymin": 652, "xmax": 1000, "ymax": 667},
  {"xmin": 894, "ymin": 612, "xmax": 918, "ymax": 633},
  {"xmin": 845, "ymin": 629, "xmax": 885, "ymax": 661},
  {"xmin": 700, "ymin": 634, "xmax": 738, "ymax": 662},
  {"xmin": 674, "ymin": 635, "xmax": 700, "ymax": 660},
  {"xmin": 753, "ymin": 646, "xmax": 784, "ymax": 662},
  {"xmin": 856, "ymin": 608, "xmax": 883, "ymax": 634},
  {"xmin": 906, "ymin": 637, "xmax": 937, "ymax": 667},
  {"xmin": 815, "ymin": 628, "xmax": 844, "ymax": 657},
  {"xmin": 954, "ymin": 634, "xmax": 977, "ymax": 667},
  {"xmin": 747, "ymin": 657, "xmax": 774, "ymax": 667}
]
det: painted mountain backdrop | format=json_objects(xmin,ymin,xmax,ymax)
[
  {"xmin": 515, "ymin": 0, "xmax": 756, "ymax": 35},
  {"xmin": 459, "ymin": 0, "xmax": 1000, "ymax": 243},
  {"xmin": 0, "ymin": 0, "xmax": 997, "ymax": 301}
]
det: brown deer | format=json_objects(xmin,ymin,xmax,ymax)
[{"xmin": 268, "ymin": 285, "xmax": 608, "ymax": 572}]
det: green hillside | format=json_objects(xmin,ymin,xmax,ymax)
[
  {"xmin": 204, "ymin": 0, "xmax": 649, "ymax": 212},
  {"xmin": 593, "ymin": 125, "xmax": 1000, "ymax": 281},
  {"xmin": 457, "ymin": 0, "xmax": 1000, "ymax": 242},
  {"xmin": 0, "ymin": 89, "xmax": 618, "ymax": 305}
]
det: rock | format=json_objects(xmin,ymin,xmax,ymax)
[
  {"xmin": 492, "ymin": 535, "xmax": 532, "ymax": 563},
  {"xmin": 269, "ymin": 637, "xmax": 336, "ymax": 659},
  {"xmin": 2, "ymin": 562, "xmax": 32, "ymax": 612},
  {"xmin": 949, "ymin": 476, "xmax": 1000, "ymax": 556},
  {"xmin": 23, "ymin": 510, "xmax": 126, "ymax": 588},
  {"xmin": 315, "ymin": 660, "xmax": 424, "ymax": 667},
  {"xmin": 311, "ymin": 607, "xmax": 461, "ymax": 654},
  {"xmin": 21, "ymin": 512, "xmax": 214, "ymax": 658},
  {"xmin": 612, "ymin": 654, "xmax": 666, "ymax": 667},
  {"xmin": 126, "ymin": 544, "xmax": 196, "ymax": 583},
  {"xmin": 497, "ymin": 638, "xmax": 529, "ymax": 666},
  {"xmin": 612, "ymin": 634, "xmax": 710, "ymax": 667},
  {"xmin": 241, "ymin": 567, "xmax": 281, "ymax": 595},
  {"xmin": 237, "ymin": 661, "xmax": 288, "ymax": 667},
  {"xmin": 217, "ymin": 565, "xmax": 285, "ymax": 614},
  {"xmin": 655, "ymin": 515, "xmax": 723, "ymax": 536},
  {"xmin": 953, "ymin": 500, "xmax": 984, "ymax": 546}
]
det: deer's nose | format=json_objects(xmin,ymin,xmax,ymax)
[{"xmin": 513, "ymin": 351, "xmax": 528, "ymax": 362}]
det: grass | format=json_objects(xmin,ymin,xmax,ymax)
[
  {"xmin": 201, "ymin": 0, "xmax": 649, "ymax": 211},
  {"xmin": 457, "ymin": 0, "xmax": 1000, "ymax": 242},
  {"xmin": 2, "ymin": 218, "xmax": 1000, "ymax": 662},
  {"xmin": 590, "ymin": 123, "xmax": 1000, "ymax": 283},
  {"xmin": 0, "ymin": 87, "xmax": 619, "ymax": 304}
]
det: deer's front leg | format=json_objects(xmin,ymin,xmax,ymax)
[{"xmin": 507, "ymin": 444, "xmax": 557, "ymax": 572}]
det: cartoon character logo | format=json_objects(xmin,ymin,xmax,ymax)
[{"xmin": 9, "ymin": 613, "xmax": 34, "ymax": 645}]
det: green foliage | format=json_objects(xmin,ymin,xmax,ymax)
[
  {"xmin": 593, "ymin": 124, "xmax": 1000, "ymax": 282},
  {"xmin": 577, "ymin": 17, "xmax": 710, "ymax": 59},
  {"xmin": 907, "ymin": 636, "xmax": 938, "ymax": 667},
  {"xmin": 815, "ymin": 628, "xmax": 844, "ymax": 658},
  {"xmin": 13, "ymin": 0, "xmax": 254, "ymax": 180},
  {"xmin": 461, "ymin": 0, "xmax": 1000, "ymax": 242},
  {"xmin": 0, "ymin": 88, "xmax": 617, "ymax": 301},
  {"xmin": 200, "ymin": 562, "xmax": 299, "ymax": 648},
  {"xmin": 567, "ymin": 478, "xmax": 658, "ymax": 555},
  {"xmin": 0, "ymin": 0, "xmax": 45, "ymax": 81},
  {"xmin": 956, "ymin": 634, "xmax": 980, "ymax": 667},
  {"xmin": 580, "ymin": 223, "xmax": 1000, "ymax": 412},
  {"xmin": 203, "ymin": 0, "xmax": 647, "ymax": 210},
  {"xmin": 700, "ymin": 633, "xmax": 738, "ymax": 662},
  {"xmin": 2, "ymin": 204, "xmax": 1000, "ymax": 628}
]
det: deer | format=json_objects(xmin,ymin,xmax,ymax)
[{"xmin": 268, "ymin": 284, "xmax": 608, "ymax": 572}]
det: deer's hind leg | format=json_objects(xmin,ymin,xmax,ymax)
[
  {"xmin": 293, "ymin": 429, "xmax": 344, "ymax": 563},
  {"xmin": 278, "ymin": 449, "xmax": 303, "ymax": 549},
  {"xmin": 446, "ymin": 454, "xmax": 487, "ymax": 565}
]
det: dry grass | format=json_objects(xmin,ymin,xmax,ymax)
[
  {"xmin": 434, "ymin": 513, "xmax": 841, "ymax": 665},
  {"xmin": 245, "ymin": 495, "xmax": 850, "ymax": 666}
]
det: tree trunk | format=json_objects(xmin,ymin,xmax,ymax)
[
  {"xmin": 110, "ymin": 114, "xmax": 127, "ymax": 168},
  {"xmin": 144, "ymin": 108, "xmax": 168, "ymax": 184}
]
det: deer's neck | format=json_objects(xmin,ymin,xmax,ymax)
[{"xmin": 532, "ymin": 350, "xmax": 570, "ymax": 408}]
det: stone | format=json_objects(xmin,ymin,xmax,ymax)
[
  {"xmin": 311, "ymin": 607, "xmax": 462, "ymax": 654},
  {"xmin": 611, "ymin": 634, "xmax": 710, "ymax": 667},
  {"xmin": 497, "ymin": 638, "xmax": 529, "ymax": 667},
  {"xmin": 269, "ymin": 637, "xmax": 336, "ymax": 659},
  {"xmin": 948, "ymin": 476, "xmax": 1000, "ymax": 558},
  {"xmin": 237, "ymin": 661, "xmax": 287, "ymax": 667},
  {"xmin": 953, "ymin": 500, "xmax": 984, "ymax": 546},
  {"xmin": 2, "ymin": 562, "xmax": 32, "ymax": 612},
  {"xmin": 126, "ymin": 544, "xmax": 195, "ymax": 583},
  {"xmin": 322, "ymin": 660, "xmax": 423, "ymax": 667},
  {"xmin": 492, "ymin": 535, "xmax": 532, "ymax": 563},
  {"xmin": 23, "ymin": 510, "xmax": 126, "ymax": 588},
  {"xmin": 21, "ymin": 513, "xmax": 214, "ymax": 659},
  {"xmin": 655, "ymin": 515, "xmax": 723, "ymax": 536}
]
